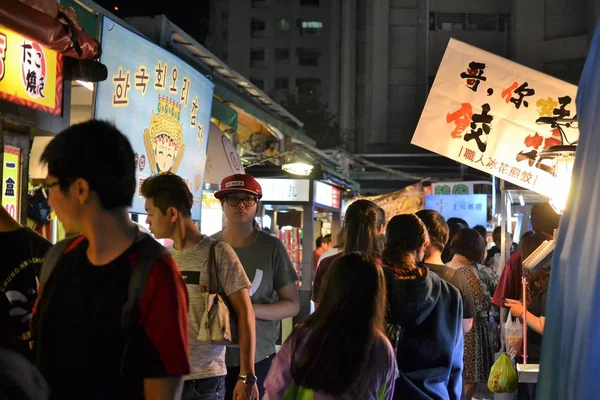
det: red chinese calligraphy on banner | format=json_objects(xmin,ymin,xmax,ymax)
[{"xmin": 411, "ymin": 39, "xmax": 578, "ymax": 198}]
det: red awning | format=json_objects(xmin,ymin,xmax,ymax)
[{"xmin": 0, "ymin": 0, "xmax": 100, "ymax": 60}]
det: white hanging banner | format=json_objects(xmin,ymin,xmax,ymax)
[{"xmin": 412, "ymin": 39, "xmax": 578, "ymax": 197}]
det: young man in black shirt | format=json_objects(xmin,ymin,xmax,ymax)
[
  {"xmin": 31, "ymin": 120, "xmax": 190, "ymax": 400},
  {"xmin": 417, "ymin": 210, "xmax": 476, "ymax": 333},
  {"xmin": 0, "ymin": 205, "xmax": 51, "ymax": 360}
]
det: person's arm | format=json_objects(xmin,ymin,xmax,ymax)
[
  {"xmin": 504, "ymin": 299, "xmax": 546, "ymax": 335},
  {"xmin": 144, "ymin": 376, "xmax": 183, "ymax": 400},
  {"xmin": 228, "ymin": 288, "xmax": 259, "ymax": 400},
  {"xmin": 462, "ymin": 318, "xmax": 473, "ymax": 333},
  {"xmin": 253, "ymin": 283, "xmax": 300, "ymax": 320}
]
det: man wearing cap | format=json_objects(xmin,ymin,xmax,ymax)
[
  {"xmin": 212, "ymin": 174, "xmax": 300, "ymax": 399},
  {"xmin": 141, "ymin": 173, "xmax": 258, "ymax": 400}
]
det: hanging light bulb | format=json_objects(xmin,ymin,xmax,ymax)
[
  {"xmin": 538, "ymin": 146, "xmax": 576, "ymax": 214},
  {"xmin": 282, "ymin": 160, "xmax": 314, "ymax": 176}
]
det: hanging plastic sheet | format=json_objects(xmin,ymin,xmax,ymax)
[{"xmin": 537, "ymin": 20, "xmax": 600, "ymax": 400}]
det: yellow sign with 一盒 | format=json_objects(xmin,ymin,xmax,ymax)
[
  {"xmin": 0, "ymin": 25, "xmax": 63, "ymax": 115},
  {"xmin": 2, "ymin": 146, "xmax": 21, "ymax": 221}
]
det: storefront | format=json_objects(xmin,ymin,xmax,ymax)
[
  {"xmin": 255, "ymin": 177, "xmax": 345, "ymax": 290},
  {"xmin": 92, "ymin": 16, "xmax": 214, "ymax": 224}
]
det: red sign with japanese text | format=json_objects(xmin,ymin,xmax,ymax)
[
  {"xmin": 0, "ymin": 26, "xmax": 63, "ymax": 115},
  {"xmin": 411, "ymin": 39, "xmax": 578, "ymax": 198}
]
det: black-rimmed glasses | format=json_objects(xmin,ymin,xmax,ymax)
[{"xmin": 225, "ymin": 195, "xmax": 258, "ymax": 207}]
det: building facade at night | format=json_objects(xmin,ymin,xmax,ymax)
[{"xmin": 209, "ymin": 0, "xmax": 599, "ymax": 192}]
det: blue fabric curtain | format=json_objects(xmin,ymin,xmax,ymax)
[{"xmin": 537, "ymin": 20, "xmax": 600, "ymax": 399}]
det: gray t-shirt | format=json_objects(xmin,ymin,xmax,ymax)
[
  {"xmin": 213, "ymin": 231, "xmax": 298, "ymax": 366},
  {"xmin": 169, "ymin": 236, "xmax": 251, "ymax": 380}
]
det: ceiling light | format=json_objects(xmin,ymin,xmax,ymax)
[{"xmin": 282, "ymin": 161, "xmax": 313, "ymax": 176}]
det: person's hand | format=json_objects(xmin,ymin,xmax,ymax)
[
  {"xmin": 233, "ymin": 380, "xmax": 259, "ymax": 400},
  {"xmin": 504, "ymin": 298, "xmax": 524, "ymax": 319}
]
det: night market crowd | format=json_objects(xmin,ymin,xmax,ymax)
[{"xmin": 0, "ymin": 120, "xmax": 557, "ymax": 400}]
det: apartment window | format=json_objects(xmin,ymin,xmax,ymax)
[
  {"xmin": 275, "ymin": 48, "xmax": 290, "ymax": 61},
  {"xmin": 251, "ymin": 19, "xmax": 267, "ymax": 38},
  {"xmin": 250, "ymin": 49, "xmax": 266, "ymax": 67},
  {"xmin": 300, "ymin": 0, "xmax": 319, "ymax": 5},
  {"xmin": 296, "ymin": 78, "xmax": 321, "ymax": 97},
  {"xmin": 276, "ymin": 18, "xmax": 291, "ymax": 31},
  {"xmin": 300, "ymin": 20, "xmax": 323, "ymax": 36},
  {"xmin": 296, "ymin": 48, "xmax": 321, "ymax": 66},
  {"xmin": 275, "ymin": 77, "xmax": 289, "ymax": 90},
  {"xmin": 250, "ymin": 77, "xmax": 265, "ymax": 89},
  {"xmin": 429, "ymin": 12, "xmax": 510, "ymax": 32},
  {"xmin": 221, "ymin": 12, "xmax": 229, "ymax": 22}
]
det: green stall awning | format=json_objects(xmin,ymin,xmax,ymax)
[
  {"xmin": 213, "ymin": 85, "xmax": 315, "ymax": 146},
  {"xmin": 211, "ymin": 98, "xmax": 238, "ymax": 130}
]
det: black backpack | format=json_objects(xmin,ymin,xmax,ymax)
[{"xmin": 32, "ymin": 229, "xmax": 169, "ymax": 373}]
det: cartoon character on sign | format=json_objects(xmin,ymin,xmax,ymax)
[
  {"xmin": 20, "ymin": 40, "xmax": 47, "ymax": 99},
  {"xmin": 143, "ymin": 95, "xmax": 185, "ymax": 174}
]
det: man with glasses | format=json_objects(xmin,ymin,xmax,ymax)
[
  {"xmin": 141, "ymin": 173, "xmax": 258, "ymax": 400},
  {"xmin": 31, "ymin": 120, "xmax": 190, "ymax": 400},
  {"xmin": 212, "ymin": 174, "xmax": 300, "ymax": 399}
]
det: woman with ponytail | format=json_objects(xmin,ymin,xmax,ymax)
[
  {"xmin": 383, "ymin": 214, "xmax": 464, "ymax": 400},
  {"xmin": 312, "ymin": 200, "xmax": 385, "ymax": 307}
]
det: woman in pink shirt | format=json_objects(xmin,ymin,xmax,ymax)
[{"xmin": 264, "ymin": 253, "xmax": 397, "ymax": 399}]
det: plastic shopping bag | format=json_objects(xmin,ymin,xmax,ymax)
[
  {"xmin": 504, "ymin": 311, "xmax": 522, "ymax": 358},
  {"xmin": 487, "ymin": 352, "xmax": 518, "ymax": 393}
]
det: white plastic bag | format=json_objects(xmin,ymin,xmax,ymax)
[{"xmin": 505, "ymin": 311, "xmax": 522, "ymax": 358}]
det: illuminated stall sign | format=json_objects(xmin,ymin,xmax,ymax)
[
  {"xmin": 0, "ymin": 26, "xmax": 63, "ymax": 115},
  {"xmin": 94, "ymin": 17, "xmax": 215, "ymax": 220}
]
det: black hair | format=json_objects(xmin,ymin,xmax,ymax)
[
  {"xmin": 316, "ymin": 236, "xmax": 324, "ymax": 248},
  {"xmin": 140, "ymin": 173, "xmax": 193, "ymax": 218},
  {"xmin": 383, "ymin": 214, "xmax": 429, "ymax": 272},
  {"xmin": 290, "ymin": 253, "xmax": 386, "ymax": 396},
  {"xmin": 343, "ymin": 200, "xmax": 385, "ymax": 261},
  {"xmin": 416, "ymin": 209, "xmax": 449, "ymax": 251},
  {"xmin": 493, "ymin": 226, "xmax": 502, "ymax": 245},
  {"xmin": 450, "ymin": 228, "xmax": 487, "ymax": 263},
  {"xmin": 41, "ymin": 120, "xmax": 135, "ymax": 210},
  {"xmin": 447, "ymin": 217, "xmax": 469, "ymax": 229},
  {"xmin": 473, "ymin": 225, "xmax": 487, "ymax": 240}
]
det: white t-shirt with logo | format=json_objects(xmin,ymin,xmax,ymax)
[{"xmin": 169, "ymin": 236, "xmax": 251, "ymax": 380}]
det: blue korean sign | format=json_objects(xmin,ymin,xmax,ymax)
[{"xmin": 94, "ymin": 17, "xmax": 214, "ymax": 220}]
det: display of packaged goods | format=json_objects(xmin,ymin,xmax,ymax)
[{"xmin": 278, "ymin": 228, "xmax": 303, "ymax": 286}]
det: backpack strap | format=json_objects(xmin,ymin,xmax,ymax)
[
  {"xmin": 120, "ymin": 230, "xmax": 169, "ymax": 329},
  {"xmin": 119, "ymin": 230, "xmax": 169, "ymax": 375},
  {"xmin": 39, "ymin": 236, "xmax": 81, "ymax": 291},
  {"xmin": 206, "ymin": 240, "xmax": 220, "ymax": 294}
]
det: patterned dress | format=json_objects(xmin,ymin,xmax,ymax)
[{"xmin": 457, "ymin": 263, "xmax": 495, "ymax": 384}]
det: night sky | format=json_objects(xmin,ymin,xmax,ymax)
[{"xmin": 94, "ymin": 0, "xmax": 211, "ymax": 43}]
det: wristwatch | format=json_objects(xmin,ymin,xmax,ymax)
[{"xmin": 238, "ymin": 374, "xmax": 257, "ymax": 386}]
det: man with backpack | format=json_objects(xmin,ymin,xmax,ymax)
[
  {"xmin": 141, "ymin": 173, "xmax": 258, "ymax": 400},
  {"xmin": 31, "ymin": 120, "xmax": 190, "ymax": 400}
]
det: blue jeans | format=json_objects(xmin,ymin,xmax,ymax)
[{"xmin": 182, "ymin": 376, "xmax": 226, "ymax": 400}]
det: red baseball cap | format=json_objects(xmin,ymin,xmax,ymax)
[{"xmin": 214, "ymin": 174, "xmax": 263, "ymax": 200}]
